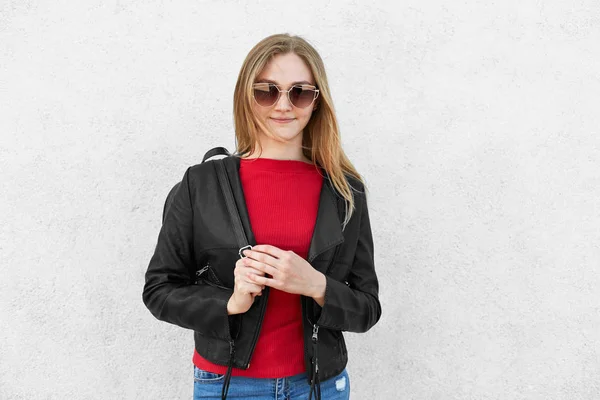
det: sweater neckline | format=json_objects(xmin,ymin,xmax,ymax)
[{"xmin": 239, "ymin": 157, "xmax": 319, "ymax": 173}]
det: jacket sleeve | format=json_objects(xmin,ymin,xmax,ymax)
[
  {"xmin": 315, "ymin": 191, "xmax": 382, "ymax": 333},
  {"xmin": 142, "ymin": 167, "xmax": 235, "ymax": 341}
]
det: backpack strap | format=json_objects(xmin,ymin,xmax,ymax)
[
  {"xmin": 214, "ymin": 159, "xmax": 251, "ymax": 258},
  {"xmin": 202, "ymin": 147, "xmax": 231, "ymax": 163}
]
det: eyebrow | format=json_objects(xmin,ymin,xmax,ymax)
[{"xmin": 255, "ymin": 79, "xmax": 315, "ymax": 86}]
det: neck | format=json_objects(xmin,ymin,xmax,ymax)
[{"xmin": 245, "ymin": 136, "xmax": 309, "ymax": 162}]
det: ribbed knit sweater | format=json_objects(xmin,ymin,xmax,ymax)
[{"xmin": 193, "ymin": 157, "xmax": 324, "ymax": 377}]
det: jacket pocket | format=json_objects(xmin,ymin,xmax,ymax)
[
  {"xmin": 196, "ymin": 264, "xmax": 229, "ymax": 290},
  {"xmin": 193, "ymin": 366, "xmax": 225, "ymax": 383}
]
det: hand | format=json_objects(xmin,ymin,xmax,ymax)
[
  {"xmin": 227, "ymin": 257, "xmax": 266, "ymax": 315},
  {"xmin": 241, "ymin": 245, "xmax": 326, "ymax": 303}
]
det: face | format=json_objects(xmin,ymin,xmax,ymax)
[{"xmin": 252, "ymin": 52, "xmax": 317, "ymax": 146}]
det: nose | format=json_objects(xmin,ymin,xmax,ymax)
[{"xmin": 274, "ymin": 91, "xmax": 293, "ymax": 111}]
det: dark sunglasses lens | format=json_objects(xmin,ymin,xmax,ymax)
[
  {"xmin": 254, "ymin": 83, "xmax": 279, "ymax": 106},
  {"xmin": 289, "ymin": 86, "xmax": 315, "ymax": 108}
]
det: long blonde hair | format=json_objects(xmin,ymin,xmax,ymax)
[{"xmin": 233, "ymin": 33, "xmax": 364, "ymax": 227}]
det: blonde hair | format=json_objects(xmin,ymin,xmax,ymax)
[{"xmin": 233, "ymin": 33, "xmax": 364, "ymax": 227}]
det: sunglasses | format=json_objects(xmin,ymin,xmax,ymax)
[{"xmin": 252, "ymin": 82, "xmax": 320, "ymax": 108}]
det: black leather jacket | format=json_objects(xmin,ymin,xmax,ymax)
[{"xmin": 142, "ymin": 155, "xmax": 381, "ymax": 393}]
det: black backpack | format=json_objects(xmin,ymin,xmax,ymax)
[{"xmin": 161, "ymin": 147, "xmax": 231, "ymax": 223}]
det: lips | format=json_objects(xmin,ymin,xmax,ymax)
[
  {"xmin": 271, "ymin": 117, "xmax": 294, "ymax": 122},
  {"xmin": 271, "ymin": 117, "xmax": 295, "ymax": 124}
]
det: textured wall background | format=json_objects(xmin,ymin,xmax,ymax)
[{"xmin": 1, "ymin": 0, "xmax": 599, "ymax": 399}]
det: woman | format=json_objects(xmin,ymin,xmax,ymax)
[{"xmin": 143, "ymin": 33, "xmax": 381, "ymax": 400}]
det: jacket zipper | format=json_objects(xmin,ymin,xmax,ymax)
[
  {"xmin": 195, "ymin": 265, "xmax": 209, "ymax": 284},
  {"xmin": 242, "ymin": 286, "xmax": 270, "ymax": 368},
  {"xmin": 196, "ymin": 265, "xmax": 230, "ymax": 291},
  {"xmin": 308, "ymin": 324, "xmax": 321, "ymax": 400},
  {"xmin": 305, "ymin": 241, "xmax": 342, "ymax": 386},
  {"xmin": 312, "ymin": 324, "xmax": 319, "ymax": 372},
  {"xmin": 311, "ymin": 323, "xmax": 319, "ymax": 376},
  {"xmin": 198, "ymin": 261, "xmax": 266, "ymax": 369}
]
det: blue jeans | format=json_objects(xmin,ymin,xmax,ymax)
[{"xmin": 193, "ymin": 366, "xmax": 350, "ymax": 399}]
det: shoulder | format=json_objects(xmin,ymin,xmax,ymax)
[
  {"xmin": 186, "ymin": 155, "xmax": 233, "ymax": 177},
  {"xmin": 187, "ymin": 160, "xmax": 215, "ymax": 176},
  {"xmin": 344, "ymin": 174, "xmax": 367, "ymax": 205},
  {"xmin": 175, "ymin": 159, "xmax": 216, "ymax": 191},
  {"xmin": 182, "ymin": 156, "xmax": 239, "ymax": 188},
  {"xmin": 346, "ymin": 174, "xmax": 365, "ymax": 192}
]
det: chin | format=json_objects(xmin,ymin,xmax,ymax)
[
  {"xmin": 274, "ymin": 131, "xmax": 303, "ymax": 142},
  {"xmin": 268, "ymin": 123, "xmax": 304, "ymax": 142}
]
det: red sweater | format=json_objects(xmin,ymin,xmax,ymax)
[{"xmin": 193, "ymin": 157, "xmax": 324, "ymax": 377}]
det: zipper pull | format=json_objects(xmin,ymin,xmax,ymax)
[
  {"xmin": 194, "ymin": 265, "xmax": 209, "ymax": 284},
  {"xmin": 311, "ymin": 324, "xmax": 320, "ymax": 375},
  {"xmin": 196, "ymin": 265, "xmax": 209, "ymax": 277}
]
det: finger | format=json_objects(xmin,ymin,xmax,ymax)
[
  {"xmin": 243, "ymin": 256, "xmax": 278, "ymax": 276},
  {"xmin": 235, "ymin": 263, "xmax": 266, "ymax": 277},
  {"xmin": 248, "ymin": 273, "xmax": 282, "ymax": 290},
  {"xmin": 243, "ymin": 249, "xmax": 281, "ymax": 268},
  {"xmin": 252, "ymin": 246, "xmax": 298, "ymax": 266},
  {"xmin": 236, "ymin": 271, "xmax": 264, "ymax": 287},
  {"xmin": 237, "ymin": 281, "xmax": 263, "ymax": 295},
  {"xmin": 247, "ymin": 245, "xmax": 285, "ymax": 259}
]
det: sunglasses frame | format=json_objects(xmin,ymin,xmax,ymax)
[{"xmin": 252, "ymin": 83, "xmax": 320, "ymax": 109}]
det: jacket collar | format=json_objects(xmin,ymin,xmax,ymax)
[{"xmin": 225, "ymin": 156, "xmax": 344, "ymax": 264}]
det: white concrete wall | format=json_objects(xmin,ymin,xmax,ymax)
[{"xmin": 1, "ymin": 1, "xmax": 599, "ymax": 399}]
